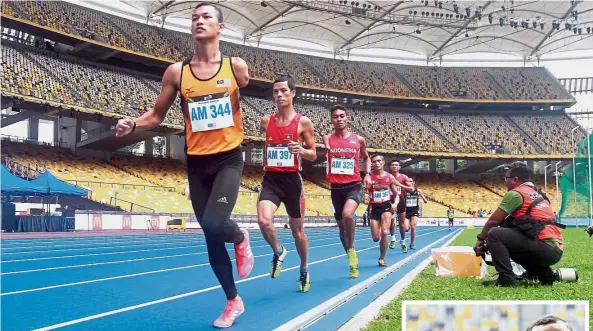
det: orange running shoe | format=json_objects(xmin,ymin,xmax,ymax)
[
  {"xmin": 213, "ymin": 296, "xmax": 245, "ymax": 328},
  {"xmin": 235, "ymin": 229, "xmax": 254, "ymax": 278}
]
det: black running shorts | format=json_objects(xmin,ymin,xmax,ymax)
[
  {"xmin": 370, "ymin": 202, "xmax": 393, "ymax": 221},
  {"xmin": 396, "ymin": 198, "xmax": 406, "ymax": 214},
  {"xmin": 448, "ymin": 218, "xmax": 454, "ymax": 224},
  {"xmin": 330, "ymin": 182, "xmax": 364, "ymax": 220},
  {"xmin": 258, "ymin": 172, "xmax": 305, "ymax": 218},
  {"xmin": 406, "ymin": 207, "xmax": 420, "ymax": 218}
]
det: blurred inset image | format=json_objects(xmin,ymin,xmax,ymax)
[{"xmin": 403, "ymin": 301, "xmax": 588, "ymax": 331}]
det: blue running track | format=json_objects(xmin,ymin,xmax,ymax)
[{"xmin": 1, "ymin": 226, "xmax": 460, "ymax": 330}]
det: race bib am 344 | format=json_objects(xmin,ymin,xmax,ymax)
[{"xmin": 188, "ymin": 91, "xmax": 234, "ymax": 132}]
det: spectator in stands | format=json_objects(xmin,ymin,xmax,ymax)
[{"xmin": 474, "ymin": 162, "xmax": 564, "ymax": 287}]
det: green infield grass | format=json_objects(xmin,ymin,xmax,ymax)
[{"xmin": 365, "ymin": 228, "xmax": 592, "ymax": 331}]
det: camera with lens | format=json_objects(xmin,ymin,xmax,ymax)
[
  {"xmin": 474, "ymin": 241, "xmax": 578, "ymax": 284},
  {"xmin": 554, "ymin": 268, "xmax": 579, "ymax": 282}
]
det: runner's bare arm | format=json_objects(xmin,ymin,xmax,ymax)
[
  {"xmin": 419, "ymin": 188, "xmax": 428, "ymax": 203},
  {"xmin": 231, "ymin": 57, "xmax": 249, "ymax": 88},
  {"xmin": 399, "ymin": 175, "xmax": 415, "ymax": 192},
  {"xmin": 363, "ymin": 175, "xmax": 373, "ymax": 191},
  {"xmin": 359, "ymin": 136, "xmax": 371, "ymax": 175},
  {"xmin": 295, "ymin": 116, "xmax": 317, "ymax": 161},
  {"xmin": 260, "ymin": 115, "xmax": 271, "ymax": 133},
  {"xmin": 390, "ymin": 176, "xmax": 400, "ymax": 204},
  {"xmin": 116, "ymin": 63, "xmax": 180, "ymax": 136},
  {"xmin": 322, "ymin": 134, "xmax": 330, "ymax": 150}
]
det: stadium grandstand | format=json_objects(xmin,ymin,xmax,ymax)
[{"xmin": 1, "ymin": 1, "xmax": 592, "ymax": 330}]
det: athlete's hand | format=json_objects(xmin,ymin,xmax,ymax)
[
  {"xmin": 288, "ymin": 141, "xmax": 302, "ymax": 155},
  {"xmin": 115, "ymin": 118, "xmax": 135, "ymax": 137},
  {"xmin": 363, "ymin": 175, "xmax": 372, "ymax": 188}
]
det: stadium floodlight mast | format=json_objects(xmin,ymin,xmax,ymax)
[
  {"xmin": 544, "ymin": 163, "xmax": 553, "ymax": 193},
  {"xmin": 571, "ymin": 126, "xmax": 579, "ymax": 225},
  {"xmin": 555, "ymin": 161, "xmax": 562, "ymax": 213}
]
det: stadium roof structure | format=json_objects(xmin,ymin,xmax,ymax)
[{"xmin": 118, "ymin": 0, "xmax": 593, "ymax": 60}]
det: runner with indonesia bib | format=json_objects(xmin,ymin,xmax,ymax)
[
  {"xmin": 364, "ymin": 155, "xmax": 400, "ymax": 267},
  {"xmin": 323, "ymin": 104, "xmax": 371, "ymax": 278},
  {"xmin": 257, "ymin": 75, "xmax": 317, "ymax": 293},
  {"xmin": 389, "ymin": 159, "xmax": 414, "ymax": 253}
]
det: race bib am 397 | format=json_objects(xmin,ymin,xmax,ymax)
[{"xmin": 267, "ymin": 145, "xmax": 294, "ymax": 167}]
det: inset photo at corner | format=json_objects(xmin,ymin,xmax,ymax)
[{"xmin": 403, "ymin": 301, "xmax": 589, "ymax": 331}]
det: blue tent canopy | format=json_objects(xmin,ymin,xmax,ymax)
[
  {"xmin": 30, "ymin": 171, "xmax": 89, "ymax": 197},
  {"xmin": 1, "ymin": 165, "xmax": 47, "ymax": 196}
]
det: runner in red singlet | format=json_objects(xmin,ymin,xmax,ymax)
[
  {"xmin": 364, "ymin": 155, "xmax": 400, "ymax": 267},
  {"xmin": 257, "ymin": 75, "xmax": 316, "ymax": 293},
  {"xmin": 323, "ymin": 104, "xmax": 370, "ymax": 278},
  {"xmin": 389, "ymin": 159, "xmax": 414, "ymax": 253}
]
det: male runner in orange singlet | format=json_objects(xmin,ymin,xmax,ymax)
[{"xmin": 115, "ymin": 3, "xmax": 253, "ymax": 327}]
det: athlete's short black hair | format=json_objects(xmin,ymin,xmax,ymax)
[
  {"xmin": 371, "ymin": 154, "xmax": 384, "ymax": 161},
  {"xmin": 273, "ymin": 75, "xmax": 296, "ymax": 91},
  {"xmin": 390, "ymin": 159, "xmax": 402, "ymax": 166},
  {"xmin": 330, "ymin": 104, "xmax": 348, "ymax": 115},
  {"xmin": 506, "ymin": 162, "xmax": 532, "ymax": 182},
  {"xmin": 525, "ymin": 315, "xmax": 573, "ymax": 331},
  {"xmin": 194, "ymin": 2, "xmax": 223, "ymax": 23}
]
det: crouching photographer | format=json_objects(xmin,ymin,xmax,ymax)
[{"xmin": 474, "ymin": 162, "xmax": 566, "ymax": 287}]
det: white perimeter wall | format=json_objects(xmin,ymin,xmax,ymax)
[{"xmin": 74, "ymin": 212, "xmax": 488, "ymax": 231}]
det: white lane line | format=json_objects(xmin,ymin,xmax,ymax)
[
  {"xmin": 0, "ymin": 230, "xmax": 337, "ymax": 256},
  {"xmin": 1, "ymin": 252, "xmax": 211, "ymax": 275},
  {"xmin": 337, "ymin": 229, "xmax": 463, "ymax": 331},
  {"xmin": 0, "ymin": 227, "xmax": 425, "ymax": 264},
  {"xmin": 0, "ymin": 228, "xmax": 335, "ymax": 248},
  {"xmin": 1, "ymin": 231, "xmax": 370, "ymax": 275},
  {"xmin": 0, "ymin": 232, "xmax": 199, "ymax": 241},
  {"xmin": 1, "ymin": 244, "xmax": 203, "ymax": 263},
  {"xmin": 1, "ymin": 236, "xmax": 206, "ymax": 249},
  {"xmin": 0, "ymin": 233, "xmax": 205, "ymax": 243},
  {"xmin": 1, "ymin": 229, "xmax": 438, "ymax": 296},
  {"xmin": 0, "ymin": 231, "xmax": 359, "ymax": 263},
  {"xmin": 0, "ymin": 235, "xmax": 197, "ymax": 244},
  {"xmin": 0, "ymin": 228, "xmax": 334, "ymax": 246},
  {"xmin": 1, "ymin": 239, "xmax": 207, "ymax": 255},
  {"xmin": 1, "ymin": 238, "xmax": 368, "ymax": 296},
  {"xmin": 274, "ymin": 228, "xmax": 457, "ymax": 331},
  {"xmin": 29, "ymin": 244, "xmax": 380, "ymax": 331}
]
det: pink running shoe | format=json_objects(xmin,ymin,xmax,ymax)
[
  {"xmin": 235, "ymin": 229, "xmax": 254, "ymax": 278},
  {"xmin": 213, "ymin": 295, "xmax": 245, "ymax": 328}
]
